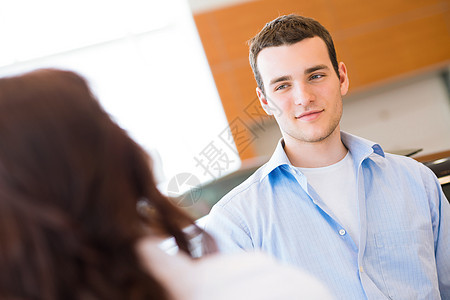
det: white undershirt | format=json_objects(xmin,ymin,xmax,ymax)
[{"xmin": 297, "ymin": 151, "xmax": 359, "ymax": 244}]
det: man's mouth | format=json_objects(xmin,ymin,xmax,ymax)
[{"xmin": 295, "ymin": 109, "xmax": 324, "ymax": 121}]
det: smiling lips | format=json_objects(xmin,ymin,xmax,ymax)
[{"xmin": 295, "ymin": 109, "xmax": 324, "ymax": 121}]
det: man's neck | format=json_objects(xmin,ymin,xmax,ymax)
[{"xmin": 283, "ymin": 130, "xmax": 348, "ymax": 168}]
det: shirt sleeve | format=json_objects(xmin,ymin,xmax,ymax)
[
  {"xmin": 423, "ymin": 165, "xmax": 450, "ymax": 298},
  {"xmin": 435, "ymin": 190, "xmax": 450, "ymax": 298},
  {"xmin": 203, "ymin": 203, "xmax": 254, "ymax": 253}
]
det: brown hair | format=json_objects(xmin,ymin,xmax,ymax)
[
  {"xmin": 0, "ymin": 69, "xmax": 214, "ymax": 300},
  {"xmin": 248, "ymin": 14, "xmax": 340, "ymax": 94}
]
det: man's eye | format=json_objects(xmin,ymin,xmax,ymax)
[
  {"xmin": 310, "ymin": 74, "xmax": 324, "ymax": 80},
  {"xmin": 275, "ymin": 84, "xmax": 288, "ymax": 91}
]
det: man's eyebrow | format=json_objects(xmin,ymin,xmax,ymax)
[
  {"xmin": 268, "ymin": 65, "xmax": 330, "ymax": 86},
  {"xmin": 269, "ymin": 75, "xmax": 292, "ymax": 86},
  {"xmin": 304, "ymin": 64, "xmax": 329, "ymax": 74}
]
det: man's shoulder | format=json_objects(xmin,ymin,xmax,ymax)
[
  {"xmin": 214, "ymin": 163, "xmax": 271, "ymax": 209},
  {"xmin": 374, "ymin": 151, "xmax": 437, "ymax": 182},
  {"xmin": 383, "ymin": 152, "xmax": 428, "ymax": 169}
]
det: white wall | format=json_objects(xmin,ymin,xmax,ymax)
[{"xmin": 341, "ymin": 71, "xmax": 450, "ymax": 156}]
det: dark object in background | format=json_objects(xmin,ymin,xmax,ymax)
[{"xmin": 423, "ymin": 157, "xmax": 450, "ymax": 201}]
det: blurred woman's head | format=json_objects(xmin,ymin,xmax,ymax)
[{"xmin": 0, "ymin": 69, "xmax": 203, "ymax": 300}]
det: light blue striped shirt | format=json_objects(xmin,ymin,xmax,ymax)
[{"xmin": 205, "ymin": 132, "xmax": 450, "ymax": 299}]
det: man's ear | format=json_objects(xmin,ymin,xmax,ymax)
[
  {"xmin": 338, "ymin": 62, "xmax": 349, "ymax": 96},
  {"xmin": 256, "ymin": 87, "xmax": 273, "ymax": 116}
]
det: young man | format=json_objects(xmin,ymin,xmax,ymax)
[{"xmin": 204, "ymin": 14, "xmax": 450, "ymax": 299}]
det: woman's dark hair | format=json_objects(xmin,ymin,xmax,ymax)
[{"xmin": 0, "ymin": 69, "xmax": 214, "ymax": 300}]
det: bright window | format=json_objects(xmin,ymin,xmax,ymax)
[{"xmin": 0, "ymin": 0, "xmax": 240, "ymax": 194}]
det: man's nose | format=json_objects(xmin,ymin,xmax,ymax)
[{"xmin": 293, "ymin": 83, "xmax": 315, "ymax": 106}]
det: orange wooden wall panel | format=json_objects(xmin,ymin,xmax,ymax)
[
  {"xmin": 194, "ymin": 0, "xmax": 450, "ymax": 160},
  {"xmin": 337, "ymin": 12, "xmax": 450, "ymax": 88},
  {"xmin": 329, "ymin": 0, "xmax": 446, "ymax": 30}
]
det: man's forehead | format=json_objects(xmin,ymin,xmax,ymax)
[
  {"xmin": 256, "ymin": 37, "xmax": 331, "ymax": 77},
  {"xmin": 257, "ymin": 37, "xmax": 328, "ymax": 61}
]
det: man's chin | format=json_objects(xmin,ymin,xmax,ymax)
[{"xmin": 284, "ymin": 128, "xmax": 338, "ymax": 144}]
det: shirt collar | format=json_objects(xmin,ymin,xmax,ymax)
[
  {"xmin": 259, "ymin": 138, "xmax": 292, "ymax": 181},
  {"xmin": 259, "ymin": 131, "xmax": 385, "ymax": 181},
  {"xmin": 340, "ymin": 131, "xmax": 385, "ymax": 162}
]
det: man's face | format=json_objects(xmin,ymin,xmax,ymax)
[{"xmin": 256, "ymin": 37, "xmax": 349, "ymax": 145}]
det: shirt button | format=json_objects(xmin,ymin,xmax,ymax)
[
  {"xmin": 359, "ymin": 266, "xmax": 364, "ymax": 273},
  {"xmin": 339, "ymin": 229, "xmax": 346, "ymax": 236}
]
